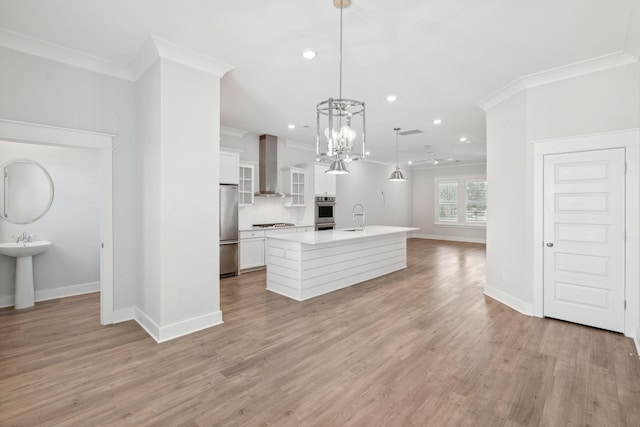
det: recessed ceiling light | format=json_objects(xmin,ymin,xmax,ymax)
[
  {"xmin": 288, "ymin": 124, "xmax": 295, "ymax": 129},
  {"xmin": 408, "ymin": 161, "xmax": 413, "ymax": 165},
  {"xmin": 459, "ymin": 136, "xmax": 467, "ymax": 142},
  {"xmin": 433, "ymin": 119, "xmax": 442, "ymax": 125},
  {"xmin": 365, "ymin": 151, "xmax": 371, "ymax": 155},
  {"xmin": 386, "ymin": 95, "xmax": 397, "ymax": 102},
  {"xmin": 302, "ymin": 50, "xmax": 316, "ymax": 59}
]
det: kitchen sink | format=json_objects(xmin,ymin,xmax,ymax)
[{"xmin": 342, "ymin": 228, "xmax": 363, "ymax": 232}]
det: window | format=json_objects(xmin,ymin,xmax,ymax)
[
  {"xmin": 438, "ymin": 181, "xmax": 458, "ymax": 223},
  {"xmin": 435, "ymin": 176, "xmax": 487, "ymax": 226},
  {"xmin": 465, "ymin": 180, "xmax": 487, "ymax": 223}
]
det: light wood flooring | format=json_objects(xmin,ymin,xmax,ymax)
[{"xmin": 1, "ymin": 239, "xmax": 639, "ymax": 426}]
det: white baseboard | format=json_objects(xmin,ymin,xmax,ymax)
[
  {"xmin": 411, "ymin": 233, "xmax": 486, "ymax": 244},
  {"xmin": 134, "ymin": 307, "xmax": 224, "ymax": 343},
  {"xmin": 36, "ymin": 281, "xmax": 99, "ymax": 302},
  {"xmin": 134, "ymin": 307, "xmax": 161, "ymax": 341},
  {"xmin": 484, "ymin": 284, "xmax": 534, "ymax": 316},
  {"xmin": 113, "ymin": 307, "xmax": 135, "ymax": 323},
  {"xmin": 157, "ymin": 311, "xmax": 224, "ymax": 343},
  {"xmin": 635, "ymin": 325, "xmax": 640, "ymax": 356},
  {"xmin": 0, "ymin": 281, "xmax": 99, "ymax": 308}
]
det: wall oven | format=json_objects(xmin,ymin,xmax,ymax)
[
  {"xmin": 316, "ymin": 222, "xmax": 335, "ymax": 231},
  {"xmin": 315, "ymin": 196, "xmax": 336, "ymax": 230}
]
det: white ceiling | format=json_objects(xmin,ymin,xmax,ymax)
[{"xmin": 0, "ymin": 0, "xmax": 637, "ymax": 166}]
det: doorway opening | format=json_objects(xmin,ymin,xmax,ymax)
[{"xmin": 0, "ymin": 119, "xmax": 114, "ymax": 324}]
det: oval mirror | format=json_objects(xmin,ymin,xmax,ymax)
[{"xmin": 0, "ymin": 159, "xmax": 54, "ymax": 224}]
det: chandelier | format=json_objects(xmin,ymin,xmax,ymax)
[{"xmin": 316, "ymin": 0, "xmax": 366, "ymax": 175}]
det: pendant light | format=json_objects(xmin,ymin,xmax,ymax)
[
  {"xmin": 388, "ymin": 128, "xmax": 407, "ymax": 182},
  {"xmin": 316, "ymin": 0, "xmax": 366, "ymax": 175}
]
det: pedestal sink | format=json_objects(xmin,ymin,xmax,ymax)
[{"xmin": 0, "ymin": 241, "xmax": 52, "ymax": 309}]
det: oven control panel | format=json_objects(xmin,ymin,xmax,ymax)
[{"xmin": 315, "ymin": 196, "xmax": 335, "ymax": 203}]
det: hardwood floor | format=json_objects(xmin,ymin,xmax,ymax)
[{"xmin": 1, "ymin": 239, "xmax": 639, "ymax": 426}]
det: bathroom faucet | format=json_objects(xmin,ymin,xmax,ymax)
[
  {"xmin": 15, "ymin": 232, "xmax": 30, "ymax": 245},
  {"xmin": 352, "ymin": 204, "xmax": 365, "ymax": 229}
]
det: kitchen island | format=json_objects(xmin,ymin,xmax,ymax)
[{"xmin": 265, "ymin": 225, "xmax": 418, "ymax": 301}]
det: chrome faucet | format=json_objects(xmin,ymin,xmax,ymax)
[
  {"xmin": 16, "ymin": 232, "xmax": 29, "ymax": 245},
  {"xmin": 352, "ymin": 204, "xmax": 365, "ymax": 229},
  {"xmin": 15, "ymin": 232, "xmax": 32, "ymax": 245}
]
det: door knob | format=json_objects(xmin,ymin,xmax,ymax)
[{"xmin": 546, "ymin": 242, "xmax": 554, "ymax": 247}]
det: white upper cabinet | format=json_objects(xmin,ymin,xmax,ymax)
[
  {"xmin": 282, "ymin": 166, "xmax": 306, "ymax": 207},
  {"xmin": 314, "ymin": 164, "xmax": 336, "ymax": 196},
  {"xmin": 220, "ymin": 148, "xmax": 240, "ymax": 184},
  {"xmin": 239, "ymin": 163, "xmax": 255, "ymax": 206}
]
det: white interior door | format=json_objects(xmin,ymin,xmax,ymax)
[{"xmin": 543, "ymin": 148, "xmax": 625, "ymax": 332}]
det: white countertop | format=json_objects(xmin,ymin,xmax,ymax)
[
  {"xmin": 239, "ymin": 224, "xmax": 314, "ymax": 232},
  {"xmin": 266, "ymin": 225, "xmax": 419, "ymax": 245}
]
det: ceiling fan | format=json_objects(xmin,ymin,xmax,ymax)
[{"xmin": 410, "ymin": 145, "xmax": 459, "ymax": 166}]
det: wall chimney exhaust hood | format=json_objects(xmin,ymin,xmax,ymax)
[{"xmin": 255, "ymin": 134, "xmax": 285, "ymax": 197}]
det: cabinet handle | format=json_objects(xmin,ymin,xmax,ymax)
[{"xmin": 546, "ymin": 242, "xmax": 554, "ymax": 247}]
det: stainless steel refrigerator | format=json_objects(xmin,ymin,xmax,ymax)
[{"xmin": 219, "ymin": 184, "xmax": 239, "ymax": 277}]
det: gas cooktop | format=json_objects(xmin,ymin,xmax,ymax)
[{"xmin": 252, "ymin": 223, "xmax": 295, "ymax": 228}]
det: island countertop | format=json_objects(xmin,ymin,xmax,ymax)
[{"xmin": 265, "ymin": 225, "xmax": 418, "ymax": 245}]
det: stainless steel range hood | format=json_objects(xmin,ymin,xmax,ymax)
[{"xmin": 256, "ymin": 134, "xmax": 285, "ymax": 197}]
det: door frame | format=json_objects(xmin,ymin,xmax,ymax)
[
  {"xmin": 531, "ymin": 129, "xmax": 640, "ymax": 338},
  {"xmin": 0, "ymin": 119, "xmax": 115, "ymax": 324}
]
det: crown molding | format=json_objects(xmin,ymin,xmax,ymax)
[
  {"xmin": 0, "ymin": 119, "xmax": 115, "ymax": 150},
  {"xmin": 0, "ymin": 28, "xmax": 133, "ymax": 80},
  {"xmin": 361, "ymin": 158, "xmax": 394, "ymax": 167},
  {"xmin": 478, "ymin": 51, "xmax": 638, "ymax": 111},
  {"xmin": 412, "ymin": 161, "xmax": 487, "ymax": 171},
  {"xmin": 285, "ymin": 139, "xmax": 315, "ymax": 152},
  {"xmin": 220, "ymin": 126, "xmax": 249, "ymax": 138},
  {"xmin": 0, "ymin": 29, "xmax": 234, "ymax": 82},
  {"xmin": 129, "ymin": 36, "xmax": 234, "ymax": 80}
]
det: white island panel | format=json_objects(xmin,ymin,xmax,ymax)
[{"xmin": 266, "ymin": 226, "xmax": 417, "ymax": 301}]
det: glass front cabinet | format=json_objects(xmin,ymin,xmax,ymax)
[
  {"xmin": 239, "ymin": 163, "xmax": 255, "ymax": 206},
  {"xmin": 282, "ymin": 167, "xmax": 306, "ymax": 207}
]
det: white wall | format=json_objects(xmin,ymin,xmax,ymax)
[
  {"xmin": 0, "ymin": 47, "xmax": 137, "ymax": 310},
  {"xmin": 159, "ymin": 60, "xmax": 221, "ymax": 329},
  {"xmin": 221, "ymin": 133, "xmax": 316, "ymax": 229},
  {"xmin": 484, "ymin": 62, "xmax": 640, "ymax": 319},
  {"xmin": 0, "ymin": 142, "xmax": 99, "ymax": 304},
  {"xmin": 527, "ymin": 63, "xmax": 640, "ymax": 141},
  {"xmin": 135, "ymin": 61, "xmax": 162, "ymax": 323},
  {"xmin": 135, "ymin": 57, "xmax": 223, "ymax": 341},
  {"xmin": 412, "ymin": 164, "xmax": 487, "ymax": 243},
  {"xmin": 485, "ymin": 91, "xmax": 531, "ymax": 306},
  {"xmin": 625, "ymin": 0, "xmax": 640, "ymax": 57},
  {"xmin": 623, "ymin": 0, "xmax": 640, "ymax": 348},
  {"xmin": 335, "ymin": 161, "xmax": 413, "ymax": 229}
]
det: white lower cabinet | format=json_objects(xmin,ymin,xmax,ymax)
[
  {"xmin": 239, "ymin": 230, "xmax": 265, "ymax": 270},
  {"xmin": 239, "ymin": 226, "xmax": 315, "ymax": 271}
]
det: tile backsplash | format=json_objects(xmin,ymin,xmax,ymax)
[{"xmin": 239, "ymin": 196, "xmax": 313, "ymax": 229}]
